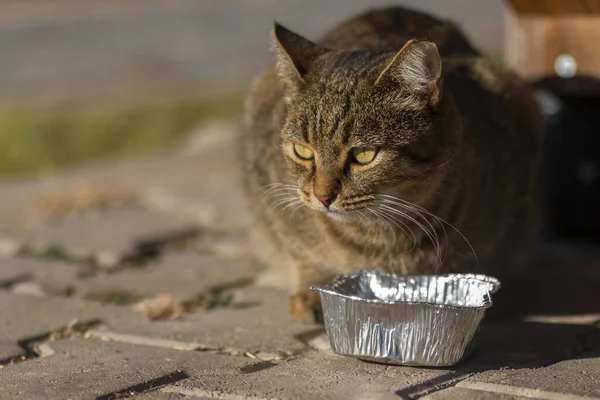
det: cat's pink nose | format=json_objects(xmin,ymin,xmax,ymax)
[{"xmin": 316, "ymin": 193, "xmax": 337, "ymax": 208}]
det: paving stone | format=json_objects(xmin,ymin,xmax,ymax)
[
  {"xmin": 0, "ymin": 341, "xmax": 24, "ymax": 363},
  {"xmin": 467, "ymin": 320, "xmax": 600, "ymax": 370},
  {"xmin": 0, "ymin": 256, "xmax": 82, "ymax": 292},
  {"xmin": 0, "ymin": 142, "xmax": 236, "ymax": 233},
  {"xmin": 141, "ymin": 145, "xmax": 249, "ymax": 231},
  {"xmin": 422, "ymin": 387, "xmax": 529, "ymax": 400},
  {"xmin": 200, "ymin": 229, "xmax": 250, "ymax": 261},
  {"xmin": 462, "ymin": 351, "xmax": 600, "ymax": 398},
  {"xmin": 0, "ymin": 339, "xmax": 249, "ymax": 400},
  {"xmin": 9, "ymin": 206, "xmax": 198, "ymax": 268},
  {"xmin": 95, "ymin": 287, "xmax": 322, "ymax": 358},
  {"xmin": 164, "ymin": 350, "xmax": 447, "ymax": 400},
  {"xmin": 73, "ymin": 252, "xmax": 256, "ymax": 301},
  {"xmin": 0, "ymin": 292, "xmax": 139, "ymax": 341}
]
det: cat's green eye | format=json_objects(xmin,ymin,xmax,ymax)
[
  {"xmin": 293, "ymin": 144, "xmax": 314, "ymax": 160},
  {"xmin": 351, "ymin": 148, "xmax": 377, "ymax": 165}
]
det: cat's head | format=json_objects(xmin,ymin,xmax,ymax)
[{"xmin": 272, "ymin": 23, "xmax": 457, "ymax": 221}]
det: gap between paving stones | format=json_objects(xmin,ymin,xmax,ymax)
[
  {"xmin": 0, "ymin": 315, "xmax": 288, "ymax": 381},
  {"xmin": 85, "ymin": 277, "xmax": 256, "ymax": 325},
  {"xmin": 84, "ymin": 329, "xmax": 291, "ymax": 362},
  {"xmin": 11, "ymin": 216, "xmax": 243, "ymax": 278},
  {"xmin": 96, "ymin": 370, "xmax": 190, "ymax": 400},
  {"xmin": 0, "ymin": 273, "xmax": 31, "ymax": 290},
  {"xmin": 0, "ymin": 257, "xmax": 259, "ymax": 329},
  {"xmin": 15, "ymin": 225, "xmax": 202, "ymax": 274},
  {"xmin": 396, "ymin": 362, "xmax": 599, "ymax": 400},
  {"xmin": 0, "ymin": 276, "xmax": 259, "ymax": 323},
  {"xmin": 395, "ymin": 371, "xmax": 480, "ymax": 400},
  {"xmin": 0, "ymin": 319, "xmax": 101, "ymax": 366}
]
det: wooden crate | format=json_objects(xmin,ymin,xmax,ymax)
[{"xmin": 504, "ymin": 0, "xmax": 600, "ymax": 81}]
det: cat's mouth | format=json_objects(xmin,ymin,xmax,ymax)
[
  {"xmin": 324, "ymin": 209, "xmax": 357, "ymax": 222},
  {"xmin": 298, "ymin": 190, "xmax": 374, "ymax": 222},
  {"xmin": 306, "ymin": 198, "xmax": 370, "ymax": 222}
]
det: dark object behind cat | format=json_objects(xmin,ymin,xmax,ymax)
[{"xmin": 240, "ymin": 7, "xmax": 544, "ymax": 322}]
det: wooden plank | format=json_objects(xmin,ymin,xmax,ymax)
[
  {"xmin": 504, "ymin": 10, "xmax": 600, "ymax": 81},
  {"xmin": 507, "ymin": 0, "xmax": 600, "ymax": 15}
]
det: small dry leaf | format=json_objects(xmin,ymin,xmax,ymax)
[
  {"xmin": 133, "ymin": 294, "xmax": 186, "ymax": 321},
  {"xmin": 9, "ymin": 355, "xmax": 27, "ymax": 365},
  {"xmin": 180, "ymin": 299, "xmax": 208, "ymax": 314}
]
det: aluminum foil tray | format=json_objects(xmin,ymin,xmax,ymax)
[{"xmin": 311, "ymin": 270, "xmax": 501, "ymax": 367}]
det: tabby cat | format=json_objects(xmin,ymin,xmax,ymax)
[{"xmin": 240, "ymin": 7, "xmax": 544, "ymax": 322}]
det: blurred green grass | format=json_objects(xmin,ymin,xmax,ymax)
[{"xmin": 0, "ymin": 92, "xmax": 243, "ymax": 179}]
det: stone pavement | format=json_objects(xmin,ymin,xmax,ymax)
[{"xmin": 0, "ymin": 119, "xmax": 599, "ymax": 399}]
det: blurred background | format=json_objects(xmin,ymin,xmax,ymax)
[{"xmin": 0, "ymin": 0, "xmax": 598, "ymax": 241}]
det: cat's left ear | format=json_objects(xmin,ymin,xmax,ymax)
[
  {"xmin": 375, "ymin": 40, "xmax": 443, "ymax": 108},
  {"xmin": 272, "ymin": 22, "xmax": 329, "ymax": 98}
]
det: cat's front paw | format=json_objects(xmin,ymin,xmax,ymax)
[{"xmin": 288, "ymin": 291, "xmax": 323, "ymax": 324}]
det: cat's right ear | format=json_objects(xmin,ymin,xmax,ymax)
[
  {"xmin": 375, "ymin": 40, "xmax": 443, "ymax": 109},
  {"xmin": 271, "ymin": 22, "xmax": 329, "ymax": 98}
]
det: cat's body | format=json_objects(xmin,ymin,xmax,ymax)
[{"xmin": 240, "ymin": 7, "xmax": 543, "ymax": 321}]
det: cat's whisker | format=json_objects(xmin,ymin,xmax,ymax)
[
  {"xmin": 373, "ymin": 207, "xmax": 415, "ymax": 250},
  {"xmin": 379, "ymin": 198, "xmax": 446, "ymax": 261},
  {"xmin": 385, "ymin": 199, "xmax": 450, "ymax": 266},
  {"xmin": 281, "ymin": 199, "xmax": 303, "ymax": 212},
  {"xmin": 380, "ymin": 200, "xmax": 442, "ymax": 252},
  {"xmin": 258, "ymin": 186, "xmax": 298, "ymax": 202},
  {"xmin": 379, "ymin": 197, "xmax": 443, "ymax": 233},
  {"xmin": 257, "ymin": 182, "xmax": 297, "ymax": 192},
  {"xmin": 271, "ymin": 197, "xmax": 298, "ymax": 208},
  {"xmin": 271, "ymin": 197, "xmax": 301, "ymax": 215},
  {"xmin": 379, "ymin": 196, "xmax": 444, "ymax": 231},
  {"xmin": 378, "ymin": 204, "xmax": 443, "ymax": 267},
  {"xmin": 381, "ymin": 198, "xmax": 444, "ymax": 231},
  {"xmin": 271, "ymin": 194, "xmax": 298, "ymax": 207},
  {"xmin": 385, "ymin": 202, "xmax": 447, "ymax": 266},
  {"xmin": 368, "ymin": 208, "xmax": 398, "ymax": 246},
  {"xmin": 367, "ymin": 208, "xmax": 392, "ymax": 250},
  {"xmin": 379, "ymin": 195, "xmax": 477, "ymax": 261},
  {"xmin": 381, "ymin": 213, "xmax": 399, "ymax": 249},
  {"xmin": 366, "ymin": 209, "xmax": 386, "ymax": 256},
  {"xmin": 257, "ymin": 183, "xmax": 298, "ymax": 190},
  {"xmin": 380, "ymin": 195, "xmax": 444, "ymax": 233},
  {"xmin": 261, "ymin": 191, "xmax": 299, "ymax": 203},
  {"xmin": 289, "ymin": 203, "xmax": 306, "ymax": 220},
  {"xmin": 355, "ymin": 209, "xmax": 369, "ymax": 224}
]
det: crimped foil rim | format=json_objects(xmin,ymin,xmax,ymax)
[{"xmin": 311, "ymin": 270, "xmax": 501, "ymax": 310}]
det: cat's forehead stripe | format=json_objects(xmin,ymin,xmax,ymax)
[
  {"xmin": 299, "ymin": 116, "xmax": 309, "ymax": 143},
  {"xmin": 319, "ymin": 51, "xmax": 391, "ymax": 82},
  {"xmin": 311, "ymin": 89, "xmax": 352, "ymax": 146}
]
